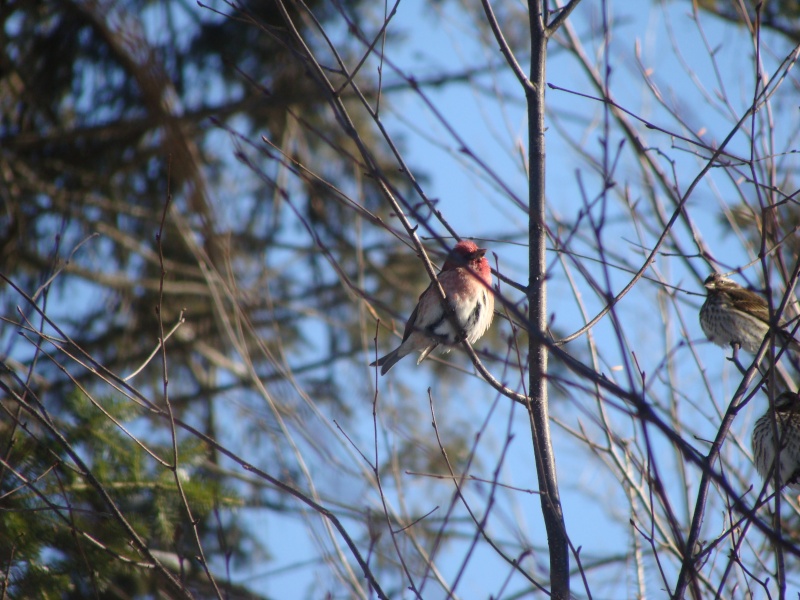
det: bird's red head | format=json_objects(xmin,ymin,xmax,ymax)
[{"xmin": 442, "ymin": 240, "xmax": 490, "ymax": 279}]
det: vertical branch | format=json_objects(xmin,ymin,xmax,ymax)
[{"xmin": 528, "ymin": 2, "xmax": 569, "ymax": 597}]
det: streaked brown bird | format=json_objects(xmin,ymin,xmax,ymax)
[
  {"xmin": 752, "ymin": 391, "xmax": 800, "ymax": 490},
  {"xmin": 699, "ymin": 273, "xmax": 800, "ymax": 354}
]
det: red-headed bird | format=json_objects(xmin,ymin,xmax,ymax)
[{"xmin": 371, "ymin": 240, "xmax": 494, "ymax": 375}]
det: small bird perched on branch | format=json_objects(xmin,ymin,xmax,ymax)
[
  {"xmin": 752, "ymin": 390, "xmax": 800, "ymax": 490},
  {"xmin": 699, "ymin": 273, "xmax": 800, "ymax": 354},
  {"xmin": 371, "ymin": 240, "xmax": 494, "ymax": 375}
]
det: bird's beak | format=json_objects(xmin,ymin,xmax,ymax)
[{"xmin": 475, "ymin": 248, "xmax": 487, "ymax": 258}]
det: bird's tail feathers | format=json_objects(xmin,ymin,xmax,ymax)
[
  {"xmin": 371, "ymin": 346, "xmax": 411, "ymax": 375},
  {"xmin": 778, "ymin": 330, "xmax": 800, "ymax": 353},
  {"xmin": 377, "ymin": 350, "xmax": 403, "ymax": 375},
  {"xmin": 371, "ymin": 342, "xmax": 438, "ymax": 375}
]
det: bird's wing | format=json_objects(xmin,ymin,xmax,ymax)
[
  {"xmin": 401, "ymin": 300, "xmax": 421, "ymax": 342},
  {"xmin": 402, "ymin": 282, "xmax": 441, "ymax": 342},
  {"xmin": 727, "ymin": 287, "xmax": 771, "ymax": 322},
  {"xmin": 403, "ymin": 278, "xmax": 455, "ymax": 341}
]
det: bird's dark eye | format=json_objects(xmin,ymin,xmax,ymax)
[{"xmin": 776, "ymin": 394, "xmax": 800, "ymax": 411}]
